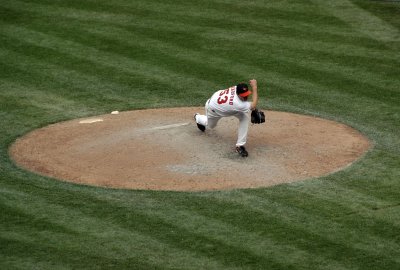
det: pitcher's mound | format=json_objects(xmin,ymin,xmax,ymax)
[{"xmin": 10, "ymin": 107, "xmax": 371, "ymax": 191}]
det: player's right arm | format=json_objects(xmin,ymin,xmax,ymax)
[{"xmin": 249, "ymin": 79, "xmax": 258, "ymax": 110}]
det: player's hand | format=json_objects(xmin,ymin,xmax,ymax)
[{"xmin": 249, "ymin": 79, "xmax": 257, "ymax": 89}]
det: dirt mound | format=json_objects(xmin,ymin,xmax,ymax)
[{"xmin": 9, "ymin": 107, "xmax": 371, "ymax": 191}]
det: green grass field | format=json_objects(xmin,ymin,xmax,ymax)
[{"xmin": 1, "ymin": 0, "xmax": 399, "ymax": 269}]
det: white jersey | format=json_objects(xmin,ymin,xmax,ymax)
[{"xmin": 208, "ymin": 86, "xmax": 251, "ymax": 117}]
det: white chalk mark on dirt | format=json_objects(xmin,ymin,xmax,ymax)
[{"xmin": 151, "ymin": 123, "xmax": 190, "ymax": 130}]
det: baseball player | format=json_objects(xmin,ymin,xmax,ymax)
[{"xmin": 194, "ymin": 79, "xmax": 259, "ymax": 157}]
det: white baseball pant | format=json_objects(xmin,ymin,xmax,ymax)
[{"xmin": 195, "ymin": 100, "xmax": 250, "ymax": 147}]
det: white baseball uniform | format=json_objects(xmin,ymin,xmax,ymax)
[{"xmin": 195, "ymin": 86, "xmax": 251, "ymax": 146}]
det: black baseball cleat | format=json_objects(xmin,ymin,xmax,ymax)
[
  {"xmin": 194, "ymin": 113, "xmax": 206, "ymax": 132},
  {"xmin": 236, "ymin": 146, "xmax": 248, "ymax": 157}
]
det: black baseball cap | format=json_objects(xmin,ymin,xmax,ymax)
[{"xmin": 236, "ymin": 83, "xmax": 252, "ymax": 97}]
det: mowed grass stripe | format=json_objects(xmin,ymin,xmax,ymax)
[
  {"xmin": 66, "ymin": 189, "xmax": 352, "ymax": 269},
  {"xmin": 122, "ymin": 208, "xmax": 349, "ymax": 269},
  {"xmin": 125, "ymin": 202, "xmax": 358, "ymax": 269},
  {"xmin": 5, "ymin": 0, "xmax": 399, "ymax": 101},
  {"xmin": 0, "ymin": 79, "xmax": 90, "ymax": 120},
  {"xmin": 190, "ymin": 191, "xmax": 400, "ymax": 268},
  {"xmin": 2, "ymin": 1, "xmax": 272, "ymax": 86},
  {"xmin": 0, "ymin": 187, "xmax": 233, "ymax": 270},
  {"xmin": 237, "ymin": 188, "xmax": 400, "ymax": 247},
  {"xmin": 198, "ymin": 29, "xmax": 399, "ymax": 87},
  {"xmin": 1, "ymin": 34, "xmax": 394, "ymax": 119},
  {"xmin": 279, "ymin": 180, "xmax": 397, "ymax": 212},
  {"xmin": 312, "ymin": 0, "xmax": 400, "ymax": 43},
  {"xmin": 72, "ymin": 20, "xmax": 398, "ymax": 110},
  {"xmin": 0, "ymin": 183, "xmax": 287, "ymax": 269},
  {"xmin": 4, "ymin": 0, "xmax": 375, "ymax": 50},
  {"xmin": 1, "ymin": 0, "xmax": 382, "ymax": 64},
  {"xmin": 5, "ymin": 0, "xmax": 396, "ymax": 60},
  {"xmin": 221, "ymin": 188, "xmax": 398, "ymax": 237},
  {"xmin": 0, "ymin": 24, "xmax": 217, "ymax": 104},
  {"xmin": 4, "ymin": 173, "xmax": 387, "ymax": 269},
  {"xmin": 24, "ymin": 187, "xmax": 359, "ymax": 269},
  {"xmin": 0, "ymin": 48, "xmax": 151, "ymax": 110},
  {"xmin": 63, "ymin": 184, "xmax": 400, "ymax": 269},
  {"xmin": 81, "ymin": 23, "xmax": 399, "ymax": 96},
  {"xmin": 0, "ymin": 36, "xmax": 172, "ymax": 99},
  {"xmin": 11, "ymin": 0, "xmax": 344, "ymax": 29}
]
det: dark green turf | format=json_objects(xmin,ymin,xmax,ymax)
[{"xmin": 1, "ymin": 0, "xmax": 399, "ymax": 269}]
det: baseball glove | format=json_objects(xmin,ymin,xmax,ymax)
[{"xmin": 251, "ymin": 109, "xmax": 265, "ymax": 124}]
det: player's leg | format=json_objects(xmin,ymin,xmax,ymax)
[
  {"xmin": 195, "ymin": 114, "xmax": 208, "ymax": 126},
  {"xmin": 195, "ymin": 113, "xmax": 220, "ymax": 129},
  {"xmin": 235, "ymin": 112, "xmax": 250, "ymax": 146},
  {"xmin": 207, "ymin": 116, "xmax": 220, "ymax": 129},
  {"xmin": 205, "ymin": 101, "xmax": 222, "ymax": 129},
  {"xmin": 235, "ymin": 112, "xmax": 250, "ymax": 156},
  {"xmin": 194, "ymin": 99, "xmax": 210, "ymax": 131},
  {"xmin": 195, "ymin": 99, "xmax": 221, "ymax": 130}
]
